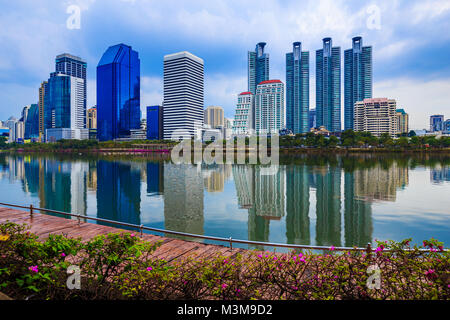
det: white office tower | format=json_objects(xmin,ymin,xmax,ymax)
[
  {"xmin": 233, "ymin": 92, "xmax": 254, "ymax": 135},
  {"xmin": 163, "ymin": 51, "xmax": 204, "ymax": 140},
  {"xmin": 255, "ymin": 80, "xmax": 285, "ymax": 134}
]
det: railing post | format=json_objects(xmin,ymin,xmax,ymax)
[
  {"xmin": 366, "ymin": 242, "xmax": 372, "ymax": 259},
  {"xmin": 29, "ymin": 204, "xmax": 33, "ymax": 217},
  {"xmin": 229, "ymin": 237, "xmax": 233, "ymax": 251},
  {"xmin": 140, "ymin": 224, "xmax": 144, "ymax": 237}
]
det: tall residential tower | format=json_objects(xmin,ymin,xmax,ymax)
[
  {"xmin": 316, "ymin": 38, "xmax": 341, "ymax": 132},
  {"xmin": 248, "ymin": 43, "xmax": 269, "ymax": 94},
  {"xmin": 286, "ymin": 42, "xmax": 309, "ymax": 134},
  {"xmin": 344, "ymin": 36, "xmax": 372, "ymax": 130}
]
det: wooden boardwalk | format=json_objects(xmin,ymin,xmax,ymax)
[{"xmin": 0, "ymin": 206, "xmax": 255, "ymax": 264}]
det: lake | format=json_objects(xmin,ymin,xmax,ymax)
[{"xmin": 0, "ymin": 153, "xmax": 449, "ymax": 250}]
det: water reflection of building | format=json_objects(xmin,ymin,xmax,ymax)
[
  {"xmin": 147, "ymin": 162, "xmax": 164, "ymax": 195},
  {"xmin": 286, "ymin": 165, "xmax": 310, "ymax": 245},
  {"xmin": 202, "ymin": 164, "xmax": 232, "ymax": 193},
  {"xmin": 164, "ymin": 163, "xmax": 204, "ymax": 238},
  {"xmin": 41, "ymin": 160, "xmax": 72, "ymax": 214},
  {"xmin": 232, "ymin": 165, "xmax": 254, "ymax": 209},
  {"xmin": 97, "ymin": 161, "xmax": 141, "ymax": 226},
  {"xmin": 70, "ymin": 161, "xmax": 88, "ymax": 216},
  {"xmin": 87, "ymin": 162, "xmax": 97, "ymax": 191},
  {"xmin": 314, "ymin": 166, "xmax": 341, "ymax": 246},
  {"xmin": 430, "ymin": 167, "xmax": 450, "ymax": 183},
  {"xmin": 353, "ymin": 163, "xmax": 409, "ymax": 202},
  {"xmin": 344, "ymin": 173, "xmax": 372, "ymax": 247}
]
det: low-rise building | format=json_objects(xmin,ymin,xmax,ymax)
[{"xmin": 354, "ymin": 98, "xmax": 397, "ymax": 138}]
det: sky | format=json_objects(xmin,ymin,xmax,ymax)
[{"xmin": 0, "ymin": 0, "xmax": 449, "ymax": 130}]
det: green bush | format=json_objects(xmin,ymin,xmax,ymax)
[{"xmin": 0, "ymin": 222, "xmax": 448, "ymax": 300}]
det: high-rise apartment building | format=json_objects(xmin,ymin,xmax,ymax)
[
  {"xmin": 309, "ymin": 108, "xmax": 316, "ymax": 129},
  {"xmin": 38, "ymin": 81, "xmax": 48, "ymax": 139},
  {"xmin": 255, "ymin": 80, "xmax": 285, "ymax": 134},
  {"xmin": 87, "ymin": 107, "xmax": 97, "ymax": 129},
  {"xmin": 344, "ymin": 37, "xmax": 372, "ymax": 130},
  {"xmin": 354, "ymin": 98, "xmax": 397, "ymax": 138},
  {"xmin": 97, "ymin": 44, "xmax": 141, "ymax": 141},
  {"xmin": 430, "ymin": 115, "xmax": 444, "ymax": 132},
  {"xmin": 55, "ymin": 54, "xmax": 87, "ymax": 128},
  {"xmin": 163, "ymin": 51, "xmax": 204, "ymax": 140},
  {"xmin": 248, "ymin": 42, "xmax": 269, "ymax": 94},
  {"xmin": 204, "ymin": 106, "xmax": 224, "ymax": 128},
  {"xmin": 286, "ymin": 42, "xmax": 309, "ymax": 134},
  {"xmin": 233, "ymin": 92, "xmax": 254, "ymax": 135},
  {"xmin": 395, "ymin": 109, "xmax": 409, "ymax": 135},
  {"xmin": 316, "ymin": 37, "xmax": 341, "ymax": 132}
]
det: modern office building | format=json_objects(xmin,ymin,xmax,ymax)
[
  {"xmin": 44, "ymin": 72, "xmax": 86, "ymax": 141},
  {"xmin": 38, "ymin": 81, "xmax": 48, "ymax": 140},
  {"xmin": 55, "ymin": 54, "xmax": 87, "ymax": 128},
  {"xmin": 255, "ymin": 80, "xmax": 285, "ymax": 134},
  {"xmin": 87, "ymin": 106, "xmax": 97, "ymax": 129},
  {"xmin": 286, "ymin": 42, "xmax": 309, "ymax": 134},
  {"xmin": 395, "ymin": 109, "xmax": 409, "ymax": 135},
  {"xmin": 163, "ymin": 51, "xmax": 204, "ymax": 140},
  {"xmin": 204, "ymin": 106, "xmax": 224, "ymax": 128},
  {"xmin": 354, "ymin": 98, "xmax": 397, "ymax": 138},
  {"xmin": 97, "ymin": 44, "xmax": 141, "ymax": 141},
  {"xmin": 309, "ymin": 108, "xmax": 316, "ymax": 129},
  {"xmin": 248, "ymin": 42, "xmax": 269, "ymax": 94},
  {"xmin": 344, "ymin": 37, "xmax": 372, "ymax": 130},
  {"xmin": 444, "ymin": 119, "xmax": 450, "ymax": 132},
  {"xmin": 316, "ymin": 37, "xmax": 341, "ymax": 132},
  {"xmin": 146, "ymin": 105, "xmax": 163, "ymax": 140},
  {"xmin": 233, "ymin": 92, "xmax": 254, "ymax": 135},
  {"xmin": 24, "ymin": 104, "xmax": 39, "ymax": 140},
  {"xmin": 430, "ymin": 115, "xmax": 444, "ymax": 132}
]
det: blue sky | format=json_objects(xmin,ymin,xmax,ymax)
[{"xmin": 0, "ymin": 0, "xmax": 449, "ymax": 129}]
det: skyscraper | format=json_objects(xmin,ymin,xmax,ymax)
[
  {"xmin": 286, "ymin": 42, "xmax": 309, "ymax": 134},
  {"xmin": 38, "ymin": 81, "xmax": 48, "ymax": 140},
  {"xmin": 248, "ymin": 42, "xmax": 269, "ymax": 94},
  {"xmin": 316, "ymin": 37, "xmax": 341, "ymax": 132},
  {"xmin": 430, "ymin": 115, "xmax": 444, "ymax": 132},
  {"xmin": 24, "ymin": 104, "xmax": 39, "ymax": 140},
  {"xmin": 55, "ymin": 54, "xmax": 87, "ymax": 128},
  {"xmin": 255, "ymin": 80, "xmax": 285, "ymax": 134},
  {"xmin": 147, "ymin": 105, "xmax": 163, "ymax": 140},
  {"xmin": 233, "ymin": 92, "xmax": 254, "ymax": 135},
  {"xmin": 97, "ymin": 44, "xmax": 141, "ymax": 141},
  {"xmin": 163, "ymin": 51, "xmax": 204, "ymax": 140},
  {"xmin": 344, "ymin": 36, "xmax": 372, "ymax": 130}
]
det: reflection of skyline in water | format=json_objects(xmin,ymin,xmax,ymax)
[{"xmin": 2, "ymin": 154, "xmax": 448, "ymax": 247}]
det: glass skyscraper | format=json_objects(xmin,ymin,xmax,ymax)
[
  {"xmin": 248, "ymin": 42, "xmax": 269, "ymax": 94},
  {"xmin": 344, "ymin": 36, "xmax": 372, "ymax": 130},
  {"xmin": 97, "ymin": 44, "xmax": 141, "ymax": 141},
  {"xmin": 316, "ymin": 37, "xmax": 341, "ymax": 132},
  {"xmin": 55, "ymin": 54, "xmax": 87, "ymax": 128},
  {"xmin": 24, "ymin": 104, "xmax": 39, "ymax": 140},
  {"xmin": 286, "ymin": 42, "xmax": 309, "ymax": 134},
  {"xmin": 147, "ymin": 105, "xmax": 163, "ymax": 140}
]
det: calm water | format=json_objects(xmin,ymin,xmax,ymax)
[{"xmin": 0, "ymin": 153, "xmax": 449, "ymax": 250}]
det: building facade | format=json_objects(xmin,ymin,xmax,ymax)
[
  {"xmin": 316, "ymin": 37, "xmax": 341, "ymax": 132},
  {"xmin": 55, "ymin": 54, "xmax": 87, "ymax": 128},
  {"xmin": 147, "ymin": 105, "xmax": 164, "ymax": 140},
  {"xmin": 233, "ymin": 92, "xmax": 254, "ymax": 135},
  {"xmin": 87, "ymin": 107, "xmax": 97, "ymax": 129},
  {"xmin": 444, "ymin": 119, "xmax": 450, "ymax": 132},
  {"xmin": 286, "ymin": 42, "xmax": 309, "ymax": 134},
  {"xmin": 344, "ymin": 36, "xmax": 372, "ymax": 130},
  {"xmin": 309, "ymin": 108, "xmax": 316, "ymax": 129},
  {"xmin": 395, "ymin": 109, "xmax": 409, "ymax": 135},
  {"xmin": 354, "ymin": 98, "xmax": 397, "ymax": 138},
  {"xmin": 248, "ymin": 42, "xmax": 269, "ymax": 94},
  {"xmin": 430, "ymin": 115, "xmax": 444, "ymax": 132},
  {"xmin": 24, "ymin": 104, "xmax": 39, "ymax": 140},
  {"xmin": 255, "ymin": 80, "xmax": 285, "ymax": 134},
  {"xmin": 97, "ymin": 44, "xmax": 141, "ymax": 141},
  {"xmin": 204, "ymin": 106, "xmax": 224, "ymax": 128},
  {"xmin": 38, "ymin": 81, "xmax": 48, "ymax": 140},
  {"xmin": 163, "ymin": 51, "xmax": 204, "ymax": 140}
]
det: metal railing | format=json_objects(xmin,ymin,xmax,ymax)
[{"xmin": 0, "ymin": 202, "xmax": 445, "ymax": 253}]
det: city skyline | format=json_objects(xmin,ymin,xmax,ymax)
[{"xmin": 1, "ymin": 1, "xmax": 450, "ymax": 130}]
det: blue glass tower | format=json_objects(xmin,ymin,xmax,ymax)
[
  {"xmin": 146, "ymin": 105, "xmax": 163, "ymax": 140},
  {"xmin": 248, "ymin": 42, "xmax": 269, "ymax": 94},
  {"xmin": 344, "ymin": 37, "xmax": 372, "ymax": 130},
  {"xmin": 286, "ymin": 42, "xmax": 309, "ymax": 134},
  {"xmin": 316, "ymin": 38, "xmax": 341, "ymax": 132},
  {"xmin": 44, "ymin": 73, "xmax": 71, "ymax": 130},
  {"xmin": 24, "ymin": 104, "xmax": 39, "ymax": 139},
  {"xmin": 97, "ymin": 44, "xmax": 140, "ymax": 141}
]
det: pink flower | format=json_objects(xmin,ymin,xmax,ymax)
[
  {"xmin": 29, "ymin": 265, "xmax": 38, "ymax": 273},
  {"xmin": 130, "ymin": 233, "xmax": 135, "ymax": 238},
  {"xmin": 146, "ymin": 266, "xmax": 153, "ymax": 271},
  {"xmin": 61, "ymin": 253, "xmax": 66, "ymax": 257},
  {"xmin": 258, "ymin": 254, "xmax": 262, "ymax": 258},
  {"xmin": 273, "ymin": 256, "xmax": 277, "ymax": 261},
  {"xmin": 330, "ymin": 246, "xmax": 335, "ymax": 251},
  {"xmin": 222, "ymin": 283, "xmax": 228, "ymax": 289}
]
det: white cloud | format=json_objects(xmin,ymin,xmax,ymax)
[
  {"xmin": 374, "ymin": 77, "xmax": 450, "ymax": 129},
  {"xmin": 205, "ymin": 74, "xmax": 246, "ymax": 118},
  {"xmin": 140, "ymin": 76, "xmax": 163, "ymax": 116}
]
